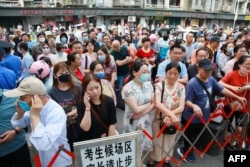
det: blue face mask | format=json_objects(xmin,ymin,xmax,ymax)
[
  {"xmin": 61, "ymin": 37, "xmax": 67, "ymax": 43},
  {"xmin": 18, "ymin": 100, "xmax": 30, "ymax": 111},
  {"xmin": 227, "ymin": 48, "xmax": 234, "ymax": 53},
  {"xmin": 95, "ymin": 72, "xmax": 105, "ymax": 79},
  {"xmin": 83, "ymin": 36, "xmax": 89, "ymax": 41},
  {"xmin": 139, "ymin": 73, "xmax": 149, "ymax": 83},
  {"xmin": 98, "ymin": 55, "xmax": 106, "ymax": 62}
]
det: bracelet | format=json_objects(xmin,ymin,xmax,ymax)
[
  {"xmin": 85, "ymin": 109, "xmax": 90, "ymax": 111},
  {"xmin": 13, "ymin": 128, "xmax": 19, "ymax": 134}
]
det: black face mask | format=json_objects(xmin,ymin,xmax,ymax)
[{"xmin": 58, "ymin": 73, "xmax": 70, "ymax": 83}]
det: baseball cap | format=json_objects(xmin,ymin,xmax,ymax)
[
  {"xmin": 3, "ymin": 77, "xmax": 46, "ymax": 97},
  {"xmin": 37, "ymin": 31, "xmax": 46, "ymax": 37},
  {"xmin": 198, "ymin": 58, "xmax": 214, "ymax": 70}
]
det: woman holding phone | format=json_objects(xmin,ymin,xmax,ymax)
[{"xmin": 77, "ymin": 73, "xmax": 117, "ymax": 140}]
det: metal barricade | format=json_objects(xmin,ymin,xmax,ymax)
[{"xmin": 140, "ymin": 101, "xmax": 249, "ymax": 167}]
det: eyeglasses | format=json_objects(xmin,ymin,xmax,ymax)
[
  {"xmin": 43, "ymin": 47, "xmax": 49, "ymax": 49},
  {"xmin": 172, "ymin": 52, "xmax": 182, "ymax": 55}
]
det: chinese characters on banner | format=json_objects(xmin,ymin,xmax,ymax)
[{"xmin": 81, "ymin": 140, "xmax": 135, "ymax": 167}]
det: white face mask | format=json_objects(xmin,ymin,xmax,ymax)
[
  {"xmin": 42, "ymin": 48, "xmax": 50, "ymax": 54},
  {"xmin": 197, "ymin": 42, "xmax": 204, "ymax": 48},
  {"xmin": 39, "ymin": 37, "xmax": 45, "ymax": 43}
]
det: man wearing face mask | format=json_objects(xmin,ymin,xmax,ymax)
[
  {"xmin": 190, "ymin": 35, "xmax": 206, "ymax": 65},
  {"xmin": 3, "ymin": 77, "xmax": 72, "ymax": 167},
  {"xmin": 81, "ymin": 30, "xmax": 89, "ymax": 45},
  {"xmin": 30, "ymin": 31, "xmax": 54, "ymax": 60}
]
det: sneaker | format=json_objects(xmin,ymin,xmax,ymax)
[
  {"xmin": 177, "ymin": 147, "xmax": 196, "ymax": 162},
  {"xmin": 186, "ymin": 151, "xmax": 196, "ymax": 161}
]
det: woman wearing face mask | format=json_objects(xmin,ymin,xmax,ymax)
[
  {"xmin": 97, "ymin": 46, "xmax": 117, "ymax": 86},
  {"xmin": 48, "ymin": 62, "xmax": 81, "ymax": 151},
  {"xmin": 54, "ymin": 43, "xmax": 67, "ymax": 64},
  {"xmin": 90, "ymin": 61, "xmax": 116, "ymax": 106},
  {"xmin": 78, "ymin": 73, "xmax": 117, "ymax": 140},
  {"xmin": 37, "ymin": 43, "xmax": 55, "ymax": 65},
  {"xmin": 59, "ymin": 33, "xmax": 69, "ymax": 50},
  {"xmin": 122, "ymin": 59, "xmax": 155, "ymax": 155},
  {"xmin": 219, "ymin": 55, "xmax": 250, "ymax": 149},
  {"xmin": 223, "ymin": 44, "xmax": 247, "ymax": 74},
  {"xmin": 217, "ymin": 42, "xmax": 234, "ymax": 77},
  {"xmin": 84, "ymin": 41, "xmax": 97, "ymax": 61}
]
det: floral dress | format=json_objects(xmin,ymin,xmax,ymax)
[
  {"xmin": 155, "ymin": 81, "xmax": 185, "ymax": 120},
  {"xmin": 122, "ymin": 80, "xmax": 154, "ymax": 152}
]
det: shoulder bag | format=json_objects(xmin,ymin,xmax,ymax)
[
  {"xmin": 195, "ymin": 76, "xmax": 217, "ymax": 113},
  {"xmin": 159, "ymin": 81, "xmax": 177, "ymax": 135}
]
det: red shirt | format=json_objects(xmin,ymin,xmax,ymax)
[
  {"xmin": 221, "ymin": 70, "xmax": 250, "ymax": 111},
  {"xmin": 136, "ymin": 48, "xmax": 154, "ymax": 59},
  {"xmin": 65, "ymin": 48, "xmax": 72, "ymax": 54},
  {"xmin": 75, "ymin": 68, "xmax": 84, "ymax": 82}
]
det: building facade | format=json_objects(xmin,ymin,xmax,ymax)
[{"xmin": 0, "ymin": 0, "xmax": 249, "ymax": 31}]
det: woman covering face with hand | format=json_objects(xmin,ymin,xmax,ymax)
[{"xmin": 78, "ymin": 73, "xmax": 117, "ymax": 140}]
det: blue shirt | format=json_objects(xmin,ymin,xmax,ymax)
[
  {"xmin": 11, "ymin": 99, "xmax": 72, "ymax": 167},
  {"xmin": 182, "ymin": 77, "xmax": 223, "ymax": 123},
  {"xmin": 22, "ymin": 52, "xmax": 34, "ymax": 78},
  {"xmin": 0, "ymin": 90, "xmax": 26, "ymax": 157},
  {"xmin": 0, "ymin": 53, "xmax": 22, "ymax": 81},
  {"xmin": 0, "ymin": 66, "xmax": 16, "ymax": 89},
  {"xmin": 156, "ymin": 59, "xmax": 188, "ymax": 79}
]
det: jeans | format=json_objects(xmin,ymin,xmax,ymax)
[{"xmin": 115, "ymin": 74, "xmax": 128, "ymax": 91}]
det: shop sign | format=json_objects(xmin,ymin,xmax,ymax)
[
  {"xmin": 19, "ymin": 10, "xmax": 74, "ymax": 15},
  {"xmin": 189, "ymin": 13, "xmax": 208, "ymax": 18},
  {"xmin": 245, "ymin": 16, "xmax": 250, "ymax": 20},
  {"xmin": 156, "ymin": 12, "xmax": 172, "ymax": 16},
  {"xmin": 64, "ymin": 16, "xmax": 73, "ymax": 21}
]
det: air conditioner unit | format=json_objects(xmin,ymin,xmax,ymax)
[{"xmin": 128, "ymin": 16, "xmax": 136, "ymax": 22}]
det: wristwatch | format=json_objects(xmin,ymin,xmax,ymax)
[{"xmin": 13, "ymin": 128, "xmax": 20, "ymax": 134}]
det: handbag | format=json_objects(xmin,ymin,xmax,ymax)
[
  {"xmin": 195, "ymin": 77, "xmax": 217, "ymax": 113},
  {"xmin": 159, "ymin": 81, "xmax": 177, "ymax": 135}
]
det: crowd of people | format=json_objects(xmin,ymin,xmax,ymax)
[{"xmin": 0, "ymin": 22, "xmax": 250, "ymax": 167}]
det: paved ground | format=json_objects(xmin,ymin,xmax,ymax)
[{"xmin": 27, "ymin": 107, "xmax": 248, "ymax": 167}]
